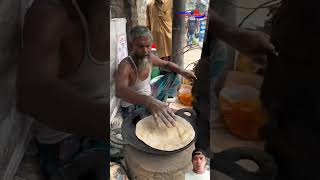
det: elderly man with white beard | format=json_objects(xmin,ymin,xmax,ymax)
[{"xmin": 116, "ymin": 26, "xmax": 196, "ymax": 128}]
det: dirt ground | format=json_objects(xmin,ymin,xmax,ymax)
[
  {"xmin": 182, "ymin": 32, "xmax": 203, "ymax": 71},
  {"xmin": 183, "ymin": 46, "xmax": 202, "ymax": 70}
]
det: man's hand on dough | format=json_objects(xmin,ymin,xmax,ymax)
[{"xmin": 145, "ymin": 97, "xmax": 177, "ymax": 128}]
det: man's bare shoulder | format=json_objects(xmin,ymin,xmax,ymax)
[
  {"xmin": 118, "ymin": 57, "xmax": 134, "ymax": 72},
  {"xmin": 149, "ymin": 53, "xmax": 161, "ymax": 63}
]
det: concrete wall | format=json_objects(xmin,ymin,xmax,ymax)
[
  {"xmin": 127, "ymin": 0, "xmax": 148, "ymax": 27},
  {"xmin": 110, "ymin": 18, "xmax": 125, "ymax": 121},
  {"xmin": 110, "ymin": 0, "xmax": 128, "ymax": 122},
  {"xmin": 136, "ymin": 0, "xmax": 149, "ymax": 26},
  {"xmin": 111, "ymin": 0, "xmax": 139, "ymax": 42},
  {"xmin": 215, "ymin": 0, "xmax": 270, "ymax": 28},
  {"xmin": 232, "ymin": 0, "xmax": 270, "ymax": 28},
  {"xmin": 110, "ymin": 0, "xmax": 125, "ymax": 18}
]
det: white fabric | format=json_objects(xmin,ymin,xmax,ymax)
[
  {"xmin": 120, "ymin": 56, "xmax": 152, "ymax": 107},
  {"xmin": 185, "ymin": 170, "xmax": 210, "ymax": 180},
  {"xmin": 110, "ymin": 18, "xmax": 127, "ymax": 123},
  {"xmin": 150, "ymin": 75, "xmax": 164, "ymax": 85}
]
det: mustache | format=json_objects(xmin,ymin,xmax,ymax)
[
  {"xmin": 140, "ymin": 53, "xmax": 150, "ymax": 57},
  {"xmin": 135, "ymin": 54, "xmax": 150, "ymax": 59}
]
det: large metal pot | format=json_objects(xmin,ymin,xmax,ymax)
[{"xmin": 121, "ymin": 108, "xmax": 197, "ymax": 155}]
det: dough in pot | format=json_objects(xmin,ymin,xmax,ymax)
[{"xmin": 135, "ymin": 115, "xmax": 195, "ymax": 151}]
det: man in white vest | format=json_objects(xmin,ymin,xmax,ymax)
[{"xmin": 116, "ymin": 26, "xmax": 196, "ymax": 128}]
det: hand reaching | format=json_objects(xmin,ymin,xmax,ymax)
[
  {"xmin": 181, "ymin": 70, "xmax": 197, "ymax": 81},
  {"xmin": 231, "ymin": 29, "xmax": 276, "ymax": 60}
]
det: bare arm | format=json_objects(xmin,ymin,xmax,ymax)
[
  {"xmin": 150, "ymin": 53, "xmax": 196, "ymax": 79},
  {"xmin": 16, "ymin": 2, "xmax": 108, "ymax": 137},
  {"xmin": 150, "ymin": 54, "xmax": 181, "ymax": 73}
]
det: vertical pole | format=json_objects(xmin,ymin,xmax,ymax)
[{"xmin": 172, "ymin": 0, "xmax": 186, "ymax": 68}]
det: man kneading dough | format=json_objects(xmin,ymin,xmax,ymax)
[{"xmin": 136, "ymin": 115, "xmax": 195, "ymax": 151}]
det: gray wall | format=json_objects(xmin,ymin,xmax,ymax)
[
  {"xmin": 234, "ymin": 0, "xmax": 270, "ymax": 28},
  {"xmin": 137, "ymin": 0, "xmax": 149, "ymax": 25}
]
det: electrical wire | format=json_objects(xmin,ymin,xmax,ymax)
[
  {"xmin": 171, "ymin": 43, "xmax": 202, "ymax": 57},
  {"xmin": 220, "ymin": 0, "xmax": 280, "ymax": 10},
  {"xmin": 184, "ymin": 60, "xmax": 199, "ymax": 70},
  {"xmin": 238, "ymin": 1, "xmax": 281, "ymax": 27}
]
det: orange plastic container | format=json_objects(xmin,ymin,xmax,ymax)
[
  {"xmin": 178, "ymin": 84, "xmax": 193, "ymax": 106},
  {"xmin": 183, "ymin": 78, "xmax": 192, "ymax": 85},
  {"xmin": 219, "ymin": 85, "xmax": 265, "ymax": 140}
]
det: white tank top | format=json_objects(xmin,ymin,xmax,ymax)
[{"xmin": 121, "ymin": 56, "xmax": 152, "ymax": 107}]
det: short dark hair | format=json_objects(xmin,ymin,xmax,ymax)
[{"xmin": 192, "ymin": 148, "xmax": 206, "ymax": 158}]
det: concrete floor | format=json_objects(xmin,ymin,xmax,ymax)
[{"xmin": 184, "ymin": 47, "xmax": 202, "ymax": 70}]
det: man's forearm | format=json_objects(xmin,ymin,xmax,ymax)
[
  {"xmin": 150, "ymin": 53, "xmax": 183, "ymax": 74},
  {"xmin": 165, "ymin": 62, "xmax": 183, "ymax": 74}
]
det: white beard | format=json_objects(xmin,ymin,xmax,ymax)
[{"xmin": 136, "ymin": 56, "xmax": 151, "ymax": 72}]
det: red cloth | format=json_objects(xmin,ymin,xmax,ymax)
[{"xmin": 152, "ymin": 43, "xmax": 156, "ymax": 49}]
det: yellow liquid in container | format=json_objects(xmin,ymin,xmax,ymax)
[
  {"xmin": 178, "ymin": 84, "xmax": 193, "ymax": 106},
  {"xmin": 219, "ymin": 85, "xmax": 266, "ymax": 140}
]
